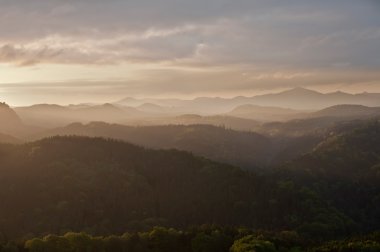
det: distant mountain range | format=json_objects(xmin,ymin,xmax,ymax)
[
  {"xmin": 116, "ymin": 87, "xmax": 380, "ymax": 112},
  {"xmin": 6, "ymin": 88, "xmax": 380, "ymax": 129},
  {"xmin": 1, "ymin": 87, "xmax": 380, "ymax": 145},
  {"xmin": 14, "ymin": 103, "xmax": 146, "ymax": 128}
]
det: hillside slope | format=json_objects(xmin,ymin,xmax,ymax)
[
  {"xmin": 32, "ymin": 123, "xmax": 273, "ymax": 169},
  {"xmin": 0, "ymin": 136, "xmax": 360, "ymax": 239},
  {"xmin": 282, "ymin": 120, "xmax": 380, "ymax": 231},
  {"xmin": 0, "ymin": 136, "xmax": 258, "ymax": 238},
  {"xmin": 0, "ymin": 102, "xmax": 35, "ymax": 137}
]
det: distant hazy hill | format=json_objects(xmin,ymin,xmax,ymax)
[
  {"xmin": 33, "ymin": 123, "xmax": 272, "ymax": 169},
  {"xmin": 258, "ymin": 117, "xmax": 342, "ymax": 137},
  {"xmin": 249, "ymin": 88, "xmax": 380, "ymax": 110},
  {"xmin": 227, "ymin": 104, "xmax": 306, "ymax": 121},
  {"xmin": 0, "ymin": 102, "xmax": 34, "ymax": 137},
  {"xmin": 134, "ymin": 114, "xmax": 261, "ymax": 131},
  {"xmin": 137, "ymin": 103, "xmax": 167, "ymax": 113},
  {"xmin": 15, "ymin": 103, "xmax": 145, "ymax": 127},
  {"xmin": 117, "ymin": 97, "xmax": 184, "ymax": 107},
  {"xmin": 0, "ymin": 132, "xmax": 22, "ymax": 144},
  {"xmin": 310, "ymin": 104, "xmax": 380, "ymax": 119},
  {"xmin": 172, "ymin": 114, "xmax": 261, "ymax": 131},
  {"xmin": 257, "ymin": 104, "xmax": 380, "ymax": 137},
  {"xmin": 116, "ymin": 88, "xmax": 380, "ymax": 113}
]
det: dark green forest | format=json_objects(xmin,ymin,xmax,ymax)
[
  {"xmin": 32, "ymin": 122, "xmax": 326, "ymax": 169},
  {"xmin": 2, "ymin": 227, "xmax": 380, "ymax": 251},
  {"xmin": 0, "ymin": 120, "xmax": 380, "ymax": 251}
]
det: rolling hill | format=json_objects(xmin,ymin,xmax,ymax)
[
  {"xmin": 310, "ymin": 104, "xmax": 380, "ymax": 119},
  {"xmin": 0, "ymin": 136, "xmax": 258, "ymax": 237},
  {"xmin": 116, "ymin": 88, "xmax": 380, "ymax": 113},
  {"xmin": 15, "ymin": 103, "xmax": 145, "ymax": 128},
  {"xmin": 288, "ymin": 119, "xmax": 380, "ymax": 181},
  {"xmin": 132, "ymin": 114, "xmax": 261, "ymax": 131},
  {"xmin": 227, "ymin": 104, "xmax": 306, "ymax": 122},
  {"xmin": 0, "ymin": 132, "xmax": 22, "ymax": 144},
  {"xmin": 281, "ymin": 120, "xmax": 380, "ymax": 231},
  {"xmin": 32, "ymin": 123, "xmax": 272, "ymax": 169},
  {"xmin": 1, "ymin": 132, "xmax": 379, "ymax": 239}
]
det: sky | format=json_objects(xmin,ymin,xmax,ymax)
[{"xmin": 0, "ymin": 0, "xmax": 379, "ymax": 105}]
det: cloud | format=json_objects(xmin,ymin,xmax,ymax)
[
  {"xmin": 0, "ymin": 0, "xmax": 378, "ymax": 68},
  {"xmin": 0, "ymin": 0, "xmax": 379, "ymax": 103}
]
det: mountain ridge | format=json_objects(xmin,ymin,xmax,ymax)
[{"xmin": 115, "ymin": 88, "xmax": 380, "ymax": 112}]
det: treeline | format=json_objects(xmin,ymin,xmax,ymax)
[
  {"xmin": 0, "ymin": 136, "xmax": 358, "ymax": 240},
  {"xmin": 1, "ymin": 226, "xmax": 380, "ymax": 252},
  {"xmin": 0, "ymin": 121, "xmax": 380, "ymax": 243}
]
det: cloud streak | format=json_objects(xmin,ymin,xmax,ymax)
[{"xmin": 0, "ymin": 0, "xmax": 379, "ymax": 104}]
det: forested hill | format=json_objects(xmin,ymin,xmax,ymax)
[
  {"xmin": 288, "ymin": 119, "xmax": 380, "ymax": 181},
  {"xmin": 32, "ymin": 123, "xmax": 273, "ymax": 169},
  {"xmin": 280, "ymin": 120, "xmax": 380, "ymax": 233},
  {"xmin": 0, "ymin": 136, "xmax": 258, "ymax": 238},
  {"xmin": 1, "ymin": 124, "xmax": 380, "ymax": 241}
]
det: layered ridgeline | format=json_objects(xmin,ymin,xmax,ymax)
[
  {"xmin": 31, "ymin": 123, "xmax": 321, "ymax": 169},
  {"xmin": 14, "ymin": 102, "xmax": 262, "ymax": 130},
  {"xmin": 12, "ymin": 89, "xmax": 380, "ymax": 130},
  {"xmin": 256, "ymin": 104, "xmax": 380, "ymax": 137},
  {"xmin": 116, "ymin": 88, "xmax": 380, "ymax": 112},
  {"xmin": 14, "ymin": 103, "xmax": 145, "ymax": 128},
  {"xmin": 0, "ymin": 133, "xmax": 22, "ymax": 144},
  {"xmin": 1, "ymin": 120, "xmax": 380, "ymax": 240},
  {"xmin": 32, "ymin": 109, "xmax": 377, "ymax": 169},
  {"xmin": 226, "ymin": 104, "xmax": 306, "ymax": 122}
]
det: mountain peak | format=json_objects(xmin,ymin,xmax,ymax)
[{"xmin": 281, "ymin": 87, "xmax": 322, "ymax": 95}]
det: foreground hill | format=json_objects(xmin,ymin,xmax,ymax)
[
  {"xmin": 0, "ymin": 136, "xmax": 261, "ymax": 238},
  {"xmin": 35, "ymin": 120, "xmax": 369, "ymax": 169},
  {"xmin": 1, "ymin": 133, "xmax": 380, "ymax": 241},
  {"xmin": 32, "ymin": 123, "xmax": 272, "ymax": 169},
  {"xmin": 282, "ymin": 120, "xmax": 380, "ymax": 232}
]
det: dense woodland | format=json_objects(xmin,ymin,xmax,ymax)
[
  {"xmin": 0, "ymin": 119, "xmax": 379, "ymax": 251},
  {"xmin": 1, "ymin": 100, "xmax": 380, "ymax": 251},
  {"xmin": 1, "ymin": 227, "xmax": 380, "ymax": 252}
]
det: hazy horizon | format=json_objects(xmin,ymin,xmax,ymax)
[
  {"xmin": 0, "ymin": 0, "xmax": 379, "ymax": 106},
  {"xmin": 3, "ymin": 86, "xmax": 380, "ymax": 107}
]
